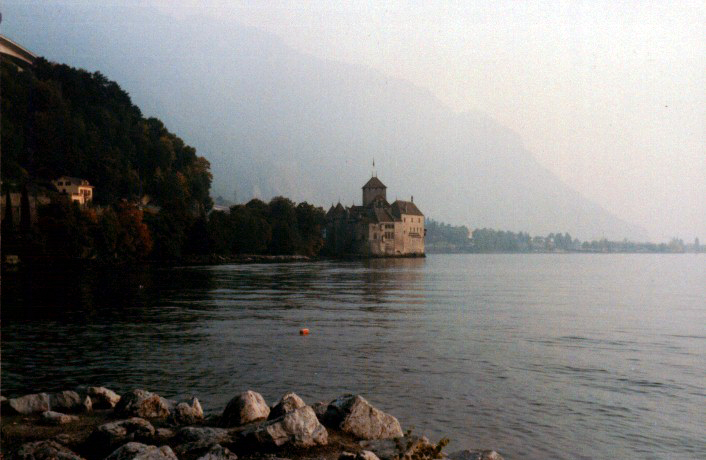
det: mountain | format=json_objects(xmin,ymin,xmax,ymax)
[{"xmin": 4, "ymin": 3, "xmax": 647, "ymax": 240}]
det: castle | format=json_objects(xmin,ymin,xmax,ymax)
[{"xmin": 325, "ymin": 176, "xmax": 425, "ymax": 257}]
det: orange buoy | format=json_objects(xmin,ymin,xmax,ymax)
[{"xmin": 299, "ymin": 328, "xmax": 310, "ymax": 336}]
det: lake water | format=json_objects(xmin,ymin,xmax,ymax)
[{"xmin": 2, "ymin": 254, "xmax": 705, "ymax": 459}]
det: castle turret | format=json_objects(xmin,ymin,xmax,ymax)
[{"xmin": 362, "ymin": 176, "xmax": 387, "ymax": 206}]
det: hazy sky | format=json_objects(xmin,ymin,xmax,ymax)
[
  {"xmin": 4, "ymin": 1, "xmax": 704, "ymax": 240},
  {"xmin": 148, "ymin": 0, "xmax": 704, "ymax": 241}
]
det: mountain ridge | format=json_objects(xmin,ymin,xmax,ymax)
[{"xmin": 4, "ymin": 3, "xmax": 648, "ymax": 240}]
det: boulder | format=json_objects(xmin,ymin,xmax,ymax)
[
  {"xmin": 15, "ymin": 440, "xmax": 85, "ymax": 460},
  {"xmin": 155, "ymin": 428, "xmax": 176, "ymax": 442},
  {"xmin": 114, "ymin": 390, "xmax": 171, "ymax": 419},
  {"xmin": 323, "ymin": 395, "xmax": 403, "ymax": 439},
  {"xmin": 241, "ymin": 406, "xmax": 328, "ymax": 448},
  {"xmin": 6, "ymin": 393, "xmax": 50, "ymax": 415},
  {"xmin": 87, "ymin": 386, "xmax": 121, "ymax": 409},
  {"xmin": 194, "ymin": 445, "xmax": 238, "ymax": 460},
  {"xmin": 104, "ymin": 442, "xmax": 177, "ymax": 460},
  {"xmin": 268, "ymin": 392, "xmax": 306, "ymax": 420},
  {"xmin": 53, "ymin": 431, "xmax": 92, "ymax": 450},
  {"xmin": 41, "ymin": 410, "xmax": 79, "ymax": 425},
  {"xmin": 220, "ymin": 390, "xmax": 270, "ymax": 427},
  {"xmin": 49, "ymin": 390, "xmax": 92, "ymax": 413},
  {"xmin": 311, "ymin": 401, "xmax": 329, "ymax": 421},
  {"xmin": 448, "ymin": 450, "xmax": 504, "ymax": 460},
  {"xmin": 170, "ymin": 397, "xmax": 204, "ymax": 424},
  {"xmin": 175, "ymin": 426, "xmax": 231, "ymax": 445},
  {"xmin": 339, "ymin": 451, "xmax": 380, "ymax": 460},
  {"xmin": 357, "ymin": 452, "xmax": 381, "ymax": 460},
  {"xmin": 360, "ymin": 435, "xmax": 437, "ymax": 460},
  {"xmin": 89, "ymin": 417, "xmax": 156, "ymax": 453}
]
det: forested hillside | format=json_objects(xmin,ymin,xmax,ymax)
[
  {"xmin": 1, "ymin": 58, "xmax": 325, "ymax": 263},
  {"xmin": 2, "ymin": 58, "xmax": 212, "ymax": 211}
]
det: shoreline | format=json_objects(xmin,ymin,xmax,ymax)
[{"xmin": 1, "ymin": 387, "xmax": 502, "ymax": 460}]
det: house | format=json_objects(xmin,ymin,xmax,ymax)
[
  {"xmin": 52, "ymin": 176, "xmax": 94, "ymax": 206},
  {"xmin": 325, "ymin": 175, "xmax": 425, "ymax": 257}
]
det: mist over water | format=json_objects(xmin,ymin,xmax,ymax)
[{"xmin": 3, "ymin": 254, "xmax": 705, "ymax": 458}]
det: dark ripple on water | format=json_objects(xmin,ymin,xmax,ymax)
[{"xmin": 2, "ymin": 254, "xmax": 706, "ymax": 459}]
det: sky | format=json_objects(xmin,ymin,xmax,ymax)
[
  {"xmin": 151, "ymin": 0, "xmax": 705, "ymax": 241},
  {"xmin": 3, "ymin": 1, "xmax": 704, "ymax": 241}
]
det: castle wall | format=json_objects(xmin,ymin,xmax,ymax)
[{"xmin": 363, "ymin": 186, "xmax": 386, "ymax": 206}]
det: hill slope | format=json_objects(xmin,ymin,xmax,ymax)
[{"xmin": 5, "ymin": 3, "xmax": 647, "ymax": 240}]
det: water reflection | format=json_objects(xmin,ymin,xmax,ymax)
[{"xmin": 2, "ymin": 255, "xmax": 704, "ymax": 460}]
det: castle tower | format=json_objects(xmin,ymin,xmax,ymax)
[{"xmin": 362, "ymin": 176, "xmax": 387, "ymax": 206}]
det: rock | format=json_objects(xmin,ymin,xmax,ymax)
[
  {"xmin": 339, "ymin": 453, "xmax": 357, "ymax": 460},
  {"xmin": 323, "ymin": 395, "xmax": 403, "ymax": 439},
  {"xmin": 6, "ymin": 393, "xmax": 50, "ymax": 415},
  {"xmin": 114, "ymin": 389, "xmax": 171, "ymax": 419},
  {"xmin": 268, "ymin": 392, "xmax": 306, "ymax": 420},
  {"xmin": 87, "ymin": 386, "xmax": 121, "ymax": 409},
  {"xmin": 311, "ymin": 401, "xmax": 329, "ymax": 421},
  {"xmin": 53, "ymin": 431, "xmax": 91, "ymax": 450},
  {"xmin": 15, "ymin": 440, "xmax": 85, "ymax": 460},
  {"xmin": 155, "ymin": 428, "xmax": 176, "ymax": 442},
  {"xmin": 448, "ymin": 450, "xmax": 504, "ymax": 460},
  {"xmin": 170, "ymin": 397, "xmax": 204, "ymax": 424},
  {"xmin": 175, "ymin": 426, "xmax": 231, "ymax": 445},
  {"xmin": 360, "ymin": 436, "xmax": 436, "ymax": 460},
  {"xmin": 89, "ymin": 417, "xmax": 156, "ymax": 453},
  {"xmin": 194, "ymin": 444, "xmax": 238, "ymax": 460},
  {"xmin": 242, "ymin": 406, "xmax": 328, "ymax": 448},
  {"xmin": 104, "ymin": 442, "xmax": 178, "ymax": 460},
  {"xmin": 357, "ymin": 451, "xmax": 381, "ymax": 460},
  {"xmin": 220, "ymin": 390, "xmax": 270, "ymax": 427},
  {"xmin": 41, "ymin": 410, "xmax": 79, "ymax": 425},
  {"xmin": 49, "ymin": 390, "xmax": 92, "ymax": 413}
]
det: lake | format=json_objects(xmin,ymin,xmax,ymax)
[{"xmin": 2, "ymin": 254, "xmax": 705, "ymax": 459}]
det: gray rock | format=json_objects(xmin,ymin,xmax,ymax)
[
  {"xmin": 195, "ymin": 444, "xmax": 238, "ymax": 460},
  {"xmin": 89, "ymin": 417, "xmax": 156, "ymax": 452},
  {"xmin": 360, "ymin": 436, "xmax": 435, "ymax": 460},
  {"xmin": 104, "ymin": 442, "xmax": 177, "ymax": 460},
  {"xmin": 338, "ymin": 452, "xmax": 379, "ymax": 460},
  {"xmin": 87, "ymin": 386, "xmax": 121, "ymax": 409},
  {"xmin": 53, "ymin": 431, "xmax": 91, "ymax": 450},
  {"xmin": 170, "ymin": 397, "xmax": 204, "ymax": 424},
  {"xmin": 242, "ymin": 405, "xmax": 328, "ymax": 448},
  {"xmin": 448, "ymin": 450, "xmax": 504, "ymax": 460},
  {"xmin": 220, "ymin": 390, "xmax": 270, "ymax": 427},
  {"xmin": 357, "ymin": 451, "xmax": 381, "ymax": 460},
  {"xmin": 41, "ymin": 410, "xmax": 79, "ymax": 425},
  {"xmin": 49, "ymin": 391, "xmax": 92, "ymax": 414},
  {"xmin": 15, "ymin": 440, "xmax": 85, "ymax": 460},
  {"xmin": 311, "ymin": 401, "xmax": 329, "ymax": 421},
  {"xmin": 175, "ymin": 426, "xmax": 231, "ymax": 445},
  {"xmin": 268, "ymin": 392, "xmax": 306, "ymax": 420},
  {"xmin": 324, "ymin": 395, "xmax": 403, "ymax": 439},
  {"xmin": 7, "ymin": 393, "xmax": 50, "ymax": 415},
  {"xmin": 114, "ymin": 390, "xmax": 171, "ymax": 419},
  {"xmin": 155, "ymin": 428, "xmax": 176, "ymax": 442}
]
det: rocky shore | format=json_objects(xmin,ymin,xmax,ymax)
[{"xmin": 0, "ymin": 387, "xmax": 503, "ymax": 460}]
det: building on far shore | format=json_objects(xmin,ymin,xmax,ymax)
[
  {"xmin": 51, "ymin": 176, "xmax": 94, "ymax": 206},
  {"xmin": 325, "ymin": 175, "xmax": 425, "ymax": 257}
]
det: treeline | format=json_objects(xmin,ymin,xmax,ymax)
[
  {"xmin": 425, "ymin": 219, "xmax": 702, "ymax": 253},
  {"xmin": 1, "ymin": 58, "xmax": 325, "ymax": 264}
]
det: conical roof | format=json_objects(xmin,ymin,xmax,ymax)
[{"xmin": 362, "ymin": 176, "xmax": 386, "ymax": 189}]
